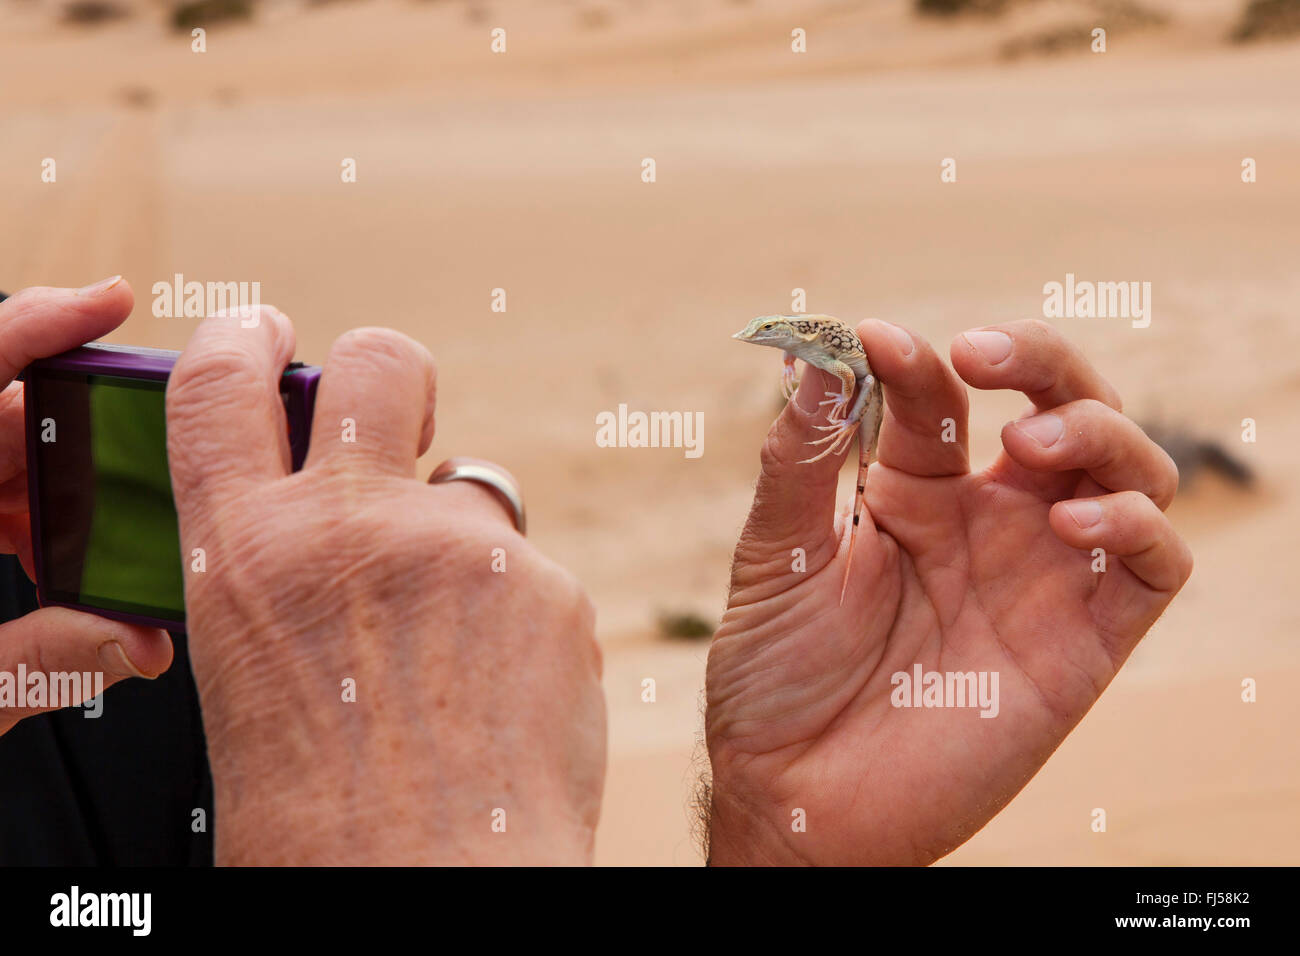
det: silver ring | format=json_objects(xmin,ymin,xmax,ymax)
[{"xmin": 427, "ymin": 457, "xmax": 526, "ymax": 535}]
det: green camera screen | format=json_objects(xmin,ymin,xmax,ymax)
[{"xmin": 34, "ymin": 372, "xmax": 185, "ymax": 624}]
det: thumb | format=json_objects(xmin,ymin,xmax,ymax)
[
  {"xmin": 734, "ymin": 368, "xmax": 847, "ymax": 578},
  {"xmin": 0, "ymin": 608, "xmax": 172, "ymax": 733}
]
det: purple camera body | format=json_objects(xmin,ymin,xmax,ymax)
[{"xmin": 20, "ymin": 344, "xmax": 321, "ymax": 633}]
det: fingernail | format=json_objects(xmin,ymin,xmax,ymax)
[
  {"xmin": 97, "ymin": 640, "xmax": 149, "ymax": 679},
  {"xmin": 1063, "ymin": 500, "xmax": 1103, "ymax": 529},
  {"xmin": 76, "ymin": 275, "xmax": 123, "ymax": 297},
  {"xmin": 1014, "ymin": 412, "xmax": 1063, "ymax": 447},
  {"xmin": 883, "ymin": 322, "xmax": 914, "ymax": 356},
  {"xmin": 964, "ymin": 330, "xmax": 1013, "ymax": 364}
]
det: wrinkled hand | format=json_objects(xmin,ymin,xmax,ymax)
[
  {"xmin": 0, "ymin": 280, "xmax": 172, "ymax": 737},
  {"xmin": 707, "ymin": 319, "xmax": 1192, "ymax": 865},
  {"xmin": 167, "ymin": 305, "xmax": 605, "ymax": 864}
]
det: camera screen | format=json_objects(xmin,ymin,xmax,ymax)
[{"xmin": 31, "ymin": 371, "xmax": 185, "ymax": 625}]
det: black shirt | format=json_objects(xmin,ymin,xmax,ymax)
[{"xmin": 0, "ymin": 555, "xmax": 213, "ymax": 865}]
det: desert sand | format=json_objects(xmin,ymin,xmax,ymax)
[{"xmin": 1, "ymin": 0, "xmax": 1296, "ymax": 865}]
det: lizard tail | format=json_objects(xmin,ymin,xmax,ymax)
[
  {"xmin": 838, "ymin": 449, "xmax": 870, "ymax": 606},
  {"xmin": 839, "ymin": 385, "xmax": 882, "ymax": 606}
]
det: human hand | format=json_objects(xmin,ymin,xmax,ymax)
[
  {"xmin": 166, "ymin": 306, "xmax": 605, "ymax": 864},
  {"xmin": 706, "ymin": 319, "xmax": 1191, "ymax": 865},
  {"xmin": 0, "ymin": 280, "xmax": 173, "ymax": 736}
]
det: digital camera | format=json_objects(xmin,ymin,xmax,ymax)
[{"xmin": 20, "ymin": 344, "xmax": 320, "ymax": 633}]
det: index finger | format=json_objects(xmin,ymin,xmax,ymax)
[
  {"xmin": 166, "ymin": 306, "xmax": 296, "ymax": 506},
  {"xmin": 949, "ymin": 319, "xmax": 1123, "ymax": 412}
]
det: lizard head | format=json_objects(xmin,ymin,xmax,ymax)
[{"xmin": 732, "ymin": 315, "xmax": 800, "ymax": 349}]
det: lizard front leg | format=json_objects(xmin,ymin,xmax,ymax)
[{"xmin": 781, "ymin": 351, "xmax": 799, "ymax": 400}]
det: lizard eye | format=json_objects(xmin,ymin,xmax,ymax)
[{"xmin": 762, "ymin": 323, "xmax": 773, "ymax": 331}]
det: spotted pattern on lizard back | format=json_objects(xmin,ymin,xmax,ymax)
[{"xmin": 784, "ymin": 316, "xmax": 867, "ymax": 356}]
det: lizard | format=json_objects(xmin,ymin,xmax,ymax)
[{"xmin": 732, "ymin": 314, "xmax": 885, "ymax": 605}]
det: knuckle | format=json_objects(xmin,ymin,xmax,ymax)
[
  {"xmin": 1071, "ymin": 400, "xmax": 1112, "ymax": 446},
  {"xmin": 1023, "ymin": 317, "xmax": 1056, "ymax": 339},
  {"xmin": 332, "ymin": 327, "xmax": 433, "ymax": 374},
  {"xmin": 552, "ymin": 569, "xmax": 600, "ymax": 668},
  {"xmin": 1119, "ymin": 488, "xmax": 1158, "ymax": 519},
  {"xmin": 0, "ymin": 287, "xmax": 42, "ymax": 316},
  {"xmin": 3, "ymin": 287, "xmax": 76, "ymax": 322},
  {"xmin": 1115, "ymin": 488, "xmax": 1145, "ymax": 509},
  {"xmin": 1074, "ymin": 397, "xmax": 1110, "ymax": 418},
  {"xmin": 758, "ymin": 432, "xmax": 785, "ymax": 472},
  {"xmin": 166, "ymin": 350, "xmax": 268, "ymax": 454},
  {"xmin": 213, "ymin": 302, "xmax": 278, "ymax": 325},
  {"xmin": 1013, "ymin": 337, "xmax": 1060, "ymax": 387},
  {"xmin": 169, "ymin": 340, "xmax": 263, "ymax": 403},
  {"xmin": 557, "ymin": 567, "xmax": 595, "ymax": 621},
  {"xmin": 236, "ymin": 303, "xmax": 282, "ymax": 323},
  {"xmin": 507, "ymin": 543, "xmax": 589, "ymax": 612}
]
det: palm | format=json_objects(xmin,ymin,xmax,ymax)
[{"xmin": 707, "ymin": 320, "xmax": 1189, "ymax": 865}]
